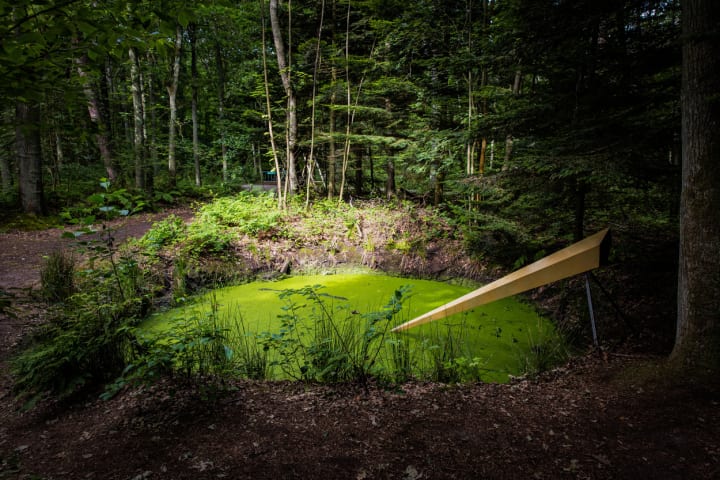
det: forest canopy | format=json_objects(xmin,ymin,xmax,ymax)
[{"xmin": 0, "ymin": 0, "xmax": 681, "ymax": 247}]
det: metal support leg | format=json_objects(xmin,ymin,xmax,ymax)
[{"xmin": 585, "ymin": 274, "xmax": 598, "ymax": 347}]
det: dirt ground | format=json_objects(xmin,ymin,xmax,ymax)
[{"xmin": 0, "ymin": 211, "xmax": 718, "ymax": 479}]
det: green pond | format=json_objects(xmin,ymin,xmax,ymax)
[{"xmin": 145, "ymin": 273, "xmax": 558, "ymax": 383}]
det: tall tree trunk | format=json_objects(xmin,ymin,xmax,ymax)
[
  {"xmin": 15, "ymin": 100, "xmax": 44, "ymax": 215},
  {"xmin": 145, "ymin": 52, "xmax": 157, "ymax": 192},
  {"xmin": 385, "ymin": 158, "xmax": 395, "ymax": 200},
  {"xmin": 305, "ymin": 0, "xmax": 325, "ymax": 208},
  {"xmin": 261, "ymin": 0, "xmax": 284, "ymax": 207},
  {"xmin": 672, "ymin": 0, "xmax": 720, "ymax": 369},
  {"xmin": 215, "ymin": 42, "xmax": 228, "ymax": 183},
  {"xmin": 478, "ymin": 137, "xmax": 487, "ymax": 175},
  {"xmin": 189, "ymin": 23, "xmax": 201, "ymax": 187},
  {"xmin": 0, "ymin": 138, "xmax": 12, "ymax": 194},
  {"xmin": 269, "ymin": 0, "xmax": 298, "ymax": 194},
  {"xmin": 167, "ymin": 25, "xmax": 183, "ymax": 187},
  {"xmin": 129, "ymin": 47, "xmax": 145, "ymax": 190},
  {"xmin": 76, "ymin": 51, "xmax": 117, "ymax": 181},
  {"xmin": 338, "ymin": 0, "xmax": 353, "ymax": 202},
  {"xmin": 353, "ymin": 149, "xmax": 363, "ymax": 196},
  {"xmin": 502, "ymin": 68, "xmax": 522, "ymax": 172},
  {"xmin": 327, "ymin": 66, "xmax": 337, "ymax": 199}
]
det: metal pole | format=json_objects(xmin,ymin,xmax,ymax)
[{"xmin": 585, "ymin": 274, "xmax": 598, "ymax": 346}]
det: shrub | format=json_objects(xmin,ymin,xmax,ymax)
[
  {"xmin": 40, "ymin": 250, "xmax": 75, "ymax": 303},
  {"xmin": 103, "ymin": 296, "xmax": 236, "ymax": 400},
  {"xmin": 197, "ymin": 192, "xmax": 285, "ymax": 237},
  {"xmin": 259, "ymin": 285, "xmax": 409, "ymax": 388},
  {"xmin": 139, "ymin": 214, "xmax": 186, "ymax": 254},
  {"xmin": 11, "ymin": 292, "xmax": 141, "ymax": 408}
]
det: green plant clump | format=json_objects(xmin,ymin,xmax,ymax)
[
  {"xmin": 145, "ymin": 274, "xmax": 561, "ymax": 385},
  {"xmin": 40, "ymin": 250, "xmax": 76, "ymax": 303}
]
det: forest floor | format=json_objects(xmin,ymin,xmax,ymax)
[{"xmin": 0, "ymin": 208, "xmax": 718, "ymax": 479}]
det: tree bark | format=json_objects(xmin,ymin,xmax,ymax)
[
  {"xmin": 269, "ymin": 0, "xmax": 298, "ymax": 194},
  {"xmin": 261, "ymin": 0, "xmax": 284, "ymax": 207},
  {"xmin": 215, "ymin": 42, "xmax": 228, "ymax": 183},
  {"xmin": 167, "ymin": 25, "xmax": 183, "ymax": 187},
  {"xmin": 128, "ymin": 47, "xmax": 145, "ymax": 190},
  {"xmin": 189, "ymin": 23, "xmax": 201, "ymax": 187},
  {"xmin": 386, "ymin": 158, "xmax": 395, "ymax": 200},
  {"xmin": 305, "ymin": 0, "xmax": 325, "ymax": 208},
  {"xmin": 76, "ymin": 51, "xmax": 118, "ymax": 181},
  {"xmin": 0, "ymin": 144, "xmax": 12, "ymax": 194},
  {"xmin": 672, "ymin": 0, "xmax": 720, "ymax": 369},
  {"xmin": 145, "ymin": 52, "xmax": 158, "ymax": 192},
  {"xmin": 15, "ymin": 100, "xmax": 44, "ymax": 215},
  {"xmin": 327, "ymin": 66, "xmax": 337, "ymax": 199}
]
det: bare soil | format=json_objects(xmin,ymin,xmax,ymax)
[{"xmin": 0, "ymin": 211, "xmax": 718, "ymax": 479}]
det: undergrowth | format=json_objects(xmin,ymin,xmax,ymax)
[{"xmin": 10, "ymin": 189, "xmax": 568, "ymax": 408}]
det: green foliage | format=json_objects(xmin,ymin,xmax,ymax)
[
  {"xmin": 11, "ymin": 180, "xmax": 157, "ymax": 407},
  {"xmin": 182, "ymin": 221, "xmax": 234, "ymax": 257},
  {"xmin": 40, "ymin": 250, "xmax": 75, "ymax": 303},
  {"xmin": 60, "ymin": 179, "xmax": 148, "ymax": 224},
  {"xmin": 11, "ymin": 291, "xmax": 143, "ymax": 408},
  {"xmin": 197, "ymin": 192, "xmax": 285, "ymax": 237},
  {"xmin": 258, "ymin": 285, "xmax": 408, "ymax": 387},
  {"xmin": 518, "ymin": 328, "xmax": 569, "ymax": 378},
  {"xmin": 103, "ymin": 299, "xmax": 234, "ymax": 400},
  {"xmin": 138, "ymin": 214, "xmax": 187, "ymax": 254}
]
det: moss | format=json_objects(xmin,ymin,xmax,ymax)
[
  {"xmin": 0, "ymin": 214, "xmax": 63, "ymax": 233},
  {"xmin": 144, "ymin": 273, "xmax": 557, "ymax": 383}
]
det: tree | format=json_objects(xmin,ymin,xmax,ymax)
[
  {"xmin": 166, "ymin": 24, "xmax": 183, "ymax": 187},
  {"xmin": 188, "ymin": 22, "xmax": 201, "ymax": 187},
  {"xmin": 15, "ymin": 99, "xmax": 44, "ymax": 215},
  {"xmin": 75, "ymin": 43, "xmax": 119, "ymax": 182},
  {"xmin": 672, "ymin": 0, "xmax": 720, "ymax": 369},
  {"xmin": 269, "ymin": 0, "xmax": 299, "ymax": 195},
  {"xmin": 128, "ymin": 46, "xmax": 145, "ymax": 190}
]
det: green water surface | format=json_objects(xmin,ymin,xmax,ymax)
[{"xmin": 146, "ymin": 273, "xmax": 556, "ymax": 382}]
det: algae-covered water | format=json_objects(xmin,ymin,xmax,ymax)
[{"xmin": 145, "ymin": 273, "xmax": 559, "ymax": 382}]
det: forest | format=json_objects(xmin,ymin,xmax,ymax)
[{"xmin": 1, "ymin": 0, "xmax": 719, "ymax": 478}]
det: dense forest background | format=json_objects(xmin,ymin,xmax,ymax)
[{"xmin": 1, "ymin": 0, "xmax": 681, "ymax": 250}]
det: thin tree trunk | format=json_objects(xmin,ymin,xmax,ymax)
[
  {"xmin": 145, "ymin": 52, "xmax": 158, "ymax": 191},
  {"xmin": 129, "ymin": 47, "xmax": 145, "ymax": 190},
  {"xmin": 1, "ymin": 132, "xmax": 13, "ymax": 193},
  {"xmin": 189, "ymin": 23, "xmax": 201, "ymax": 187},
  {"xmin": 502, "ymin": 134, "xmax": 513, "ymax": 171},
  {"xmin": 167, "ymin": 25, "xmax": 183, "ymax": 187},
  {"xmin": 261, "ymin": 0, "xmax": 284, "ymax": 207},
  {"xmin": 478, "ymin": 137, "xmax": 487, "ymax": 175},
  {"xmin": 215, "ymin": 42, "xmax": 228, "ymax": 183},
  {"xmin": 327, "ymin": 66, "xmax": 337, "ymax": 199},
  {"xmin": 672, "ymin": 0, "xmax": 720, "ymax": 369},
  {"xmin": 338, "ymin": 0, "xmax": 352, "ymax": 201},
  {"xmin": 305, "ymin": 0, "xmax": 325, "ymax": 208},
  {"xmin": 502, "ymin": 68, "xmax": 522, "ymax": 172},
  {"xmin": 269, "ymin": 0, "xmax": 298, "ymax": 194},
  {"xmin": 354, "ymin": 149, "xmax": 363, "ymax": 196},
  {"xmin": 386, "ymin": 158, "xmax": 395, "ymax": 200},
  {"xmin": 15, "ymin": 100, "xmax": 44, "ymax": 215},
  {"xmin": 76, "ymin": 50, "xmax": 117, "ymax": 181}
]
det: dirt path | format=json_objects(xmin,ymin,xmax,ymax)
[
  {"xmin": 0, "ymin": 208, "xmax": 194, "ymax": 292},
  {"xmin": 0, "ymin": 207, "xmax": 195, "ymax": 371}
]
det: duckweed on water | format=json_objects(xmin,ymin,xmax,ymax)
[{"xmin": 144, "ymin": 273, "xmax": 564, "ymax": 383}]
